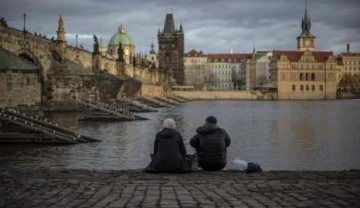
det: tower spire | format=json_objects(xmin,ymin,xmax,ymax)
[
  {"xmin": 57, "ymin": 15, "xmax": 66, "ymax": 42},
  {"xmin": 297, "ymin": 4, "xmax": 316, "ymax": 51},
  {"xmin": 179, "ymin": 22, "xmax": 183, "ymax": 33},
  {"xmin": 163, "ymin": 13, "xmax": 175, "ymax": 33},
  {"xmin": 301, "ymin": 4, "xmax": 311, "ymax": 33},
  {"xmin": 150, "ymin": 41, "xmax": 155, "ymax": 54}
]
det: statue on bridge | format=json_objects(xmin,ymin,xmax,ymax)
[
  {"xmin": 117, "ymin": 43, "xmax": 125, "ymax": 62},
  {"xmin": 93, "ymin": 35, "xmax": 99, "ymax": 54},
  {"xmin": 0, "ymin": 17, "xmax": 7, "ymax": 27}
]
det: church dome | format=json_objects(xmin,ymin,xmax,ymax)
[{"xmin": 108, "ymin": 25, "xmax": 135, "ymax": 46}]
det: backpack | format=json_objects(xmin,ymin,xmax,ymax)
[{"xmin": 246, "ymin": 162, "xmax": 262, "ymax": 173}]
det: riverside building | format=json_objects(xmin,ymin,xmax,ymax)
[{"xmin": 269, "ymin": 7, "xmax": 337, "ymax": 99}]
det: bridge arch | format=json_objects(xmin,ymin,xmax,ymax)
[{"xmin": 16, "ymin": 48, "xmax": 47, "ymax": 102}]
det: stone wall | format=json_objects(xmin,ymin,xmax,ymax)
[
  {"xmin": 66, "ymin": 47, "xmax": 93, "ymax": 70},
  {"xmin": 44, "ymin": 74, "xmax": 95, "ymax": 111},
  {"xmin": 172, "ymin": 90, "xmax": 277, "ymax": 100},
  {"xmin": 141, "ymin": 85, "xmax": 165, "ymax": 97},
  {"xmin": 0, "ymin": 71, "xmax": 41, "ymax": 109}
]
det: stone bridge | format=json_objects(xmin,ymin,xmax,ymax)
[{"xmin": 0, "ymin": 17, "xmax": 160, "ymax": 110}]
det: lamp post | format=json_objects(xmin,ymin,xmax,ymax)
[{"xmin": 23, "ymin": 13, "xmax": 26, "ymax": 33}]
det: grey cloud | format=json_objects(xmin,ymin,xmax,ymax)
[{"xmin": 1, "ymin": 0, "xmax": 359, "ymax": 54}]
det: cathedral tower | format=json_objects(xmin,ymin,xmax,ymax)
[
  {"xmin": 297, "ymin": 7, "xmax": 316, "ymax": 51},
  {"xmin": 158, "ymin": 13, "xmax": 184, "ymax": 85}
]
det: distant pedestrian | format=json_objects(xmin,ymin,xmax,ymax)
[
  {"xmin": 190, "ymin": 116, "xmax": 231, "ymax": 171},
  {"xmin": 145, "ymin": 118, "xmax": 191, "ymax": 173}
]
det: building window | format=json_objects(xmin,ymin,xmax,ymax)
[
  {"xmin": 312, "ymin": 85, "xmax": 315, "ymax": 91},
  {"xmin": 311, "ymin": 73, "xmax": 315, "ymax": 81},
  {"xmin": 300, "ymin": 85, "xmax": 304, "ymax": 91},
  {"xmin": 319, "ymin": 85, "xmax": 323, "ymax": 91},
  {"xmin": 292, "ymin": 85, "xmax": 296, "ymax": 91},
  {"xmin": 305, "ymin": 73, "xmax": 309, "ymax": 81},
  {"xmin": 300, "ymin": 73, "xmax": 303, "ymax": 80},
  {"xmin": 306, "ymin": 85, "xmax": 309, "ymax": 91}
]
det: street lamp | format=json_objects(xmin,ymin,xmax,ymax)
[{"xmin": 23, "ymin": 13, "xmax": 26, "ymax": 33}]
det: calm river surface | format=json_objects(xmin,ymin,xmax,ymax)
[{"xmin": 1, "ymin": 100, "xmax": 360, "ymax": 171}]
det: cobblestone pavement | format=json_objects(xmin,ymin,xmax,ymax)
[{"xmin": 0, "ymin": 167, "xmax": 359, "ymax": 208}]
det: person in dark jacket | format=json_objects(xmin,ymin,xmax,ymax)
[
  {"xmin": 145, "ymin": 118, "xmax": 191, "ymax": 173},
  {"xmin": 190, "ymin": 116, "xmax": 231, "ymax": 171}
]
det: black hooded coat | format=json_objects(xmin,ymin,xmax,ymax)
[
  {"xmin": 145, "ymin": 128, "xmax": 191, "ymax": 173},
  {"xmin": 190, "ymin": 123, "xmax": 231, "ymax": 171}
]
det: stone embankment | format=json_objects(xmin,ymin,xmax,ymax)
[
  {"xmin": 172, "ymin": 90, "xmax": 277, "ymax": 100},
  {"xmin": 0, "ymin": 166, "xmax": 359, "ymax": 208}
]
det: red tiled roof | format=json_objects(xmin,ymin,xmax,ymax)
[
  {"xmin": 184, "ymin": 49, "xmax": 206, "ymax": 57},
  {"xmin": 274, "ymin": 51, "xmax": 333, "ymax": 62}
]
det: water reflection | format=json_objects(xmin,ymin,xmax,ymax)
[{"xmin": 1, "ymin": 100, "xmax": 360, "ymax": 171}]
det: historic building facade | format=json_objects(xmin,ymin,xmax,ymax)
[
  {"xmin": 270, "ymin": 7, "xmax": 337, "ymax": 99},
  {"xmin": 335, "ymin": 44, "xmax": 360, "ymax": 90},
  {"xmin": 184, "ymin": 50, "xmax": 207, "ymax": 90},
  {"xmin": 206, "ymin": 54, "xmax": 246, "ymax": 90},
  {"xmin": 255, "ymin": 51, "xmax": 273, "ymax": 88},
  {"xmin": 341, "ymin": 44, "xmax": 360, "ymax": 76},
  {"xmin": 183, "ymin": 51, "xmax": 250, "ymax": 90},
  {"xmin": 158, "ymin": 13, "xmax": 185, "ymax": 85}
]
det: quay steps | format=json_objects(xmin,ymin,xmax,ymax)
[
  {"xmin": 154, "ymin": 96, "xmax": 180, "ymax": 105},
  {"xmin": 0, "ymin": 107, "xmax": 100, "ymax": 144},
  {"xmin": 135, "ymin": 96, "xmax": 173, "ymax": 108},
  {"xmin": 166, "ymin": 96, "xmax": 186, "ymax": 103},
  {"xmin": 78, "ymin": 98, "xmax": 149, "ymax": 121},
  {"xmin": 115, "ymin": 97, "xmax": 158, "ymax": 113}
]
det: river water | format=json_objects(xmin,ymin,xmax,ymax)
[{"xmin": 1, "ymin": 100, "xmax": 360, "ymax": 171}]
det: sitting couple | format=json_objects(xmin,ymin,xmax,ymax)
[{"xmin": 145, "ymin": 116, "xmax": 231, "ymax": 173}]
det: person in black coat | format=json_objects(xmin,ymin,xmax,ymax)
[
  {"xmin": 190, "ymin": 116, "xmax": 231, "ymax": 171},
  {"xmin": 145, "ymin": 118, "xmax": 191, "ymax": 173}
]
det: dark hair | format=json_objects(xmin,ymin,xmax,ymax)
[{"xmin": 205, "ymin": 116, "xmax": 217, "ymax": 124}]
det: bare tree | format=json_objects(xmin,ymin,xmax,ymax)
[
  {"xmin": 204, "ymin": 72, "xmax": 216, "ymax": 90},
  {"xmin": 339, "ymin": 73, "xmax": 360, "ymax": 91}
]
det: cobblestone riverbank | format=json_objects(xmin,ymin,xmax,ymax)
[{"xmin": 0, "ymin": 167, "xmax": 359, "ymax": 208}]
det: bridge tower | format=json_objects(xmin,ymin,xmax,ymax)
[{"xmin": 158, "ymin": 13, "xmax": 184, "ymax": 85}]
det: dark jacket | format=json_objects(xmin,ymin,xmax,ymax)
[
  {"xmin": 190, "ymin": 123, "xmax": 231, "ymax": 171},
  {"xmin": 145, "ymin": 128, "xmax": 191, "ymax": 173}
]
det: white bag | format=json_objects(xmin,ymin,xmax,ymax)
[{"xmin": 230, "ymin": 159, "xmax": 248, "ymax": 171}]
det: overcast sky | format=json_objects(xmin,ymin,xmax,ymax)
[{"xmin": 1, "ymin": 0, "xmax": 359, "ymax": 55}]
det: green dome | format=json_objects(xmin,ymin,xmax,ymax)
[{"xmin": 108, "ymin": 25, "xmax": 134, "ymax": 46}]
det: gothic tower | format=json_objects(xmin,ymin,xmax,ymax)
[
  {"xmin": 297, "ymin": 7, "xmax": 316, "ymax": 51},
  {"xmin": 148, "ymin": 42, "xmax": 157, "ymax": 68},
  {"xmin": 56, "ymin": 15, "xmax": 67, "ymax": 60},
  {"xmin": 158, "ymin": 13, "xmax": 184, "ymax": 85}
]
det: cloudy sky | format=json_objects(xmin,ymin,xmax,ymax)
[{"xmin": 1, "ymin": 0, "xmax": 359, "ymax": 55}]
